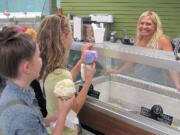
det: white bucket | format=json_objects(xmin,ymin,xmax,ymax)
[{"xmin": 93, "ymin": 27, "xmax": 105, "ymax": 43}]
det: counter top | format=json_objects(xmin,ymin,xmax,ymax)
[
  {"xmin": 84, "ymin": 97, "xmax": 180, "ymax": 135},
  {"xmin": 72, "ymin": 41, "xmax": 180, "ymax": 72}
]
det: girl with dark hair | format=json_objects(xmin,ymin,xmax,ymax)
[{"xmin": 0, "ymin": 27, "xmax": 73, "ymax": 135}]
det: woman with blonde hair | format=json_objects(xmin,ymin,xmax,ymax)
[
  {"xmin": 135, "ymin": 10, "xmax": 172, "ymax": 50},
  {"xmin": 107, "ymin": 10, "xmax": 180, "ymax": 90},
  {"xmin": 136, "ymin": 11, "xmax": 163, "ymax": 49},
  {"xmin": 37, "ymin": 14, "xmax": 96, "ymax": 134}
]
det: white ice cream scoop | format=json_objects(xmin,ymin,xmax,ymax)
[{"xmin": 54, "ymin": 79, "xmax": 76, "ymax": 100}]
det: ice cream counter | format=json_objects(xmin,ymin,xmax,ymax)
[
  {"xmin": 70, "ymin": 41, "xmax": 180, "ymax": 135},
  {"xmin": 77, "ymin": 75, "xmax": 180, "ymax": 135}
]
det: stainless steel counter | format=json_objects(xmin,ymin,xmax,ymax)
[
  {"xmin": 72, "ymin": 41, "xmax": 180, "ymax": 134},
  {"xmin": 77, "ymin": 75, "xmax": 180, "ymax": 135}
]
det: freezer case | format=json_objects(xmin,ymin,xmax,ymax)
[{"xmin": 78, "ymin": 74, "xmax": 180, "ymax": 135}]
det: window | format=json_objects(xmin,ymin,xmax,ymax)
[{"xmin": 0, "ymin": 0, "xmax": 50, "ymax": 17}]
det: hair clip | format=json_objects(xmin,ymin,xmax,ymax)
[{"xmin": 56, "ymin": 8, "xmax": 63, "ymax": 17}]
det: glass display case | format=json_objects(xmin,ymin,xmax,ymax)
[{"xmin": 69, "ymin": 41, "xmax": 180, "ymax": 135}]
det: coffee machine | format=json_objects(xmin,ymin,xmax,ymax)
[{"xmin": 73, "ymin": 14, "xmax": 113, "ymax": 42}]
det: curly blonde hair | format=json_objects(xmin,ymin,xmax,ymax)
[
  {"xmin": 37, "ymin": 15, "xmax": 71, "ymax": 79},
  {"xmin": 136, "ymin": 11, "xmax": 163, "ymax": 49}
]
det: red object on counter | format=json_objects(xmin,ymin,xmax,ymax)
[{"xmin": 3, "ymin": 10, "xmax": 10, "ymax": 17}]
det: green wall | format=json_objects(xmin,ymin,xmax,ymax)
[{"xmin": 53, "ymin": 0, "xmax": 180, "ymax": 38}]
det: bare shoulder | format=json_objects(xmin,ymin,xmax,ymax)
[
  {"xmin": 159, "ymin": 35, "xmax": 173, "ymax": 51},
  {"xmin": 159, "ymin": 35, "xmax": 170, "ymax": 42}
]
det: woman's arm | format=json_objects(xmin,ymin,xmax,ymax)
[
  {"xmin": 105, "ymin": 39, "xmax": 141, "ymax": 75},
  {"xmin": 159, "ymin": 35, "xmax": 173, "ymax": 51},
  {"xmin": 72, "ymin": 64, "xmax": 96, "ymax": 113},
  {"xmin": 116, "ymin": 62, "xmax": 134, "ymax": 73},
  {"xmin": 70, "ymin": 58, "xmax": 83, "ymax": 81},
  {"xmin": 169, "ymin": 70, "xmax": 180, "ymax": 90},
  {"xmin": 44, "ymin": 115, "xmax": 57, "ymax": 127},
  {"xmin": 160, "ymin": 35, "xmax": 180, "ymax": 90},
  {"xmin": 106, "ymin": 61, "xmax": 133, "ymax": 75}
]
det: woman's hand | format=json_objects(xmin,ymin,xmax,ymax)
[
  {"xmin": 84, "ymin": 63, "xmax": 96, "ymax": 83},
  {"xmin": 52, "ymin": 96, "xmax": 75, "ymax": 135},
  {"xmin": 57, "ymin": 95, "xmax": 75, "ymax": 116},
  {"xmin": 105, "ymin": 68, "xmax": 119, "ymax": 75},
  {"xmin": 81, "ymin": 43, "xmax": 94, "ymax": 53},
  {"xmin": 71, "ymin": 43, "xmax": 94, "ymax": 80}
]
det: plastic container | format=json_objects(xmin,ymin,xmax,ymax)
[
  {"xmin": 82, "ymin": 50, "xmax": 98, "ymax": 64},
  {"xmin": 93, "ymin": 28, "xmax": 105, "ymax": 43}
]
